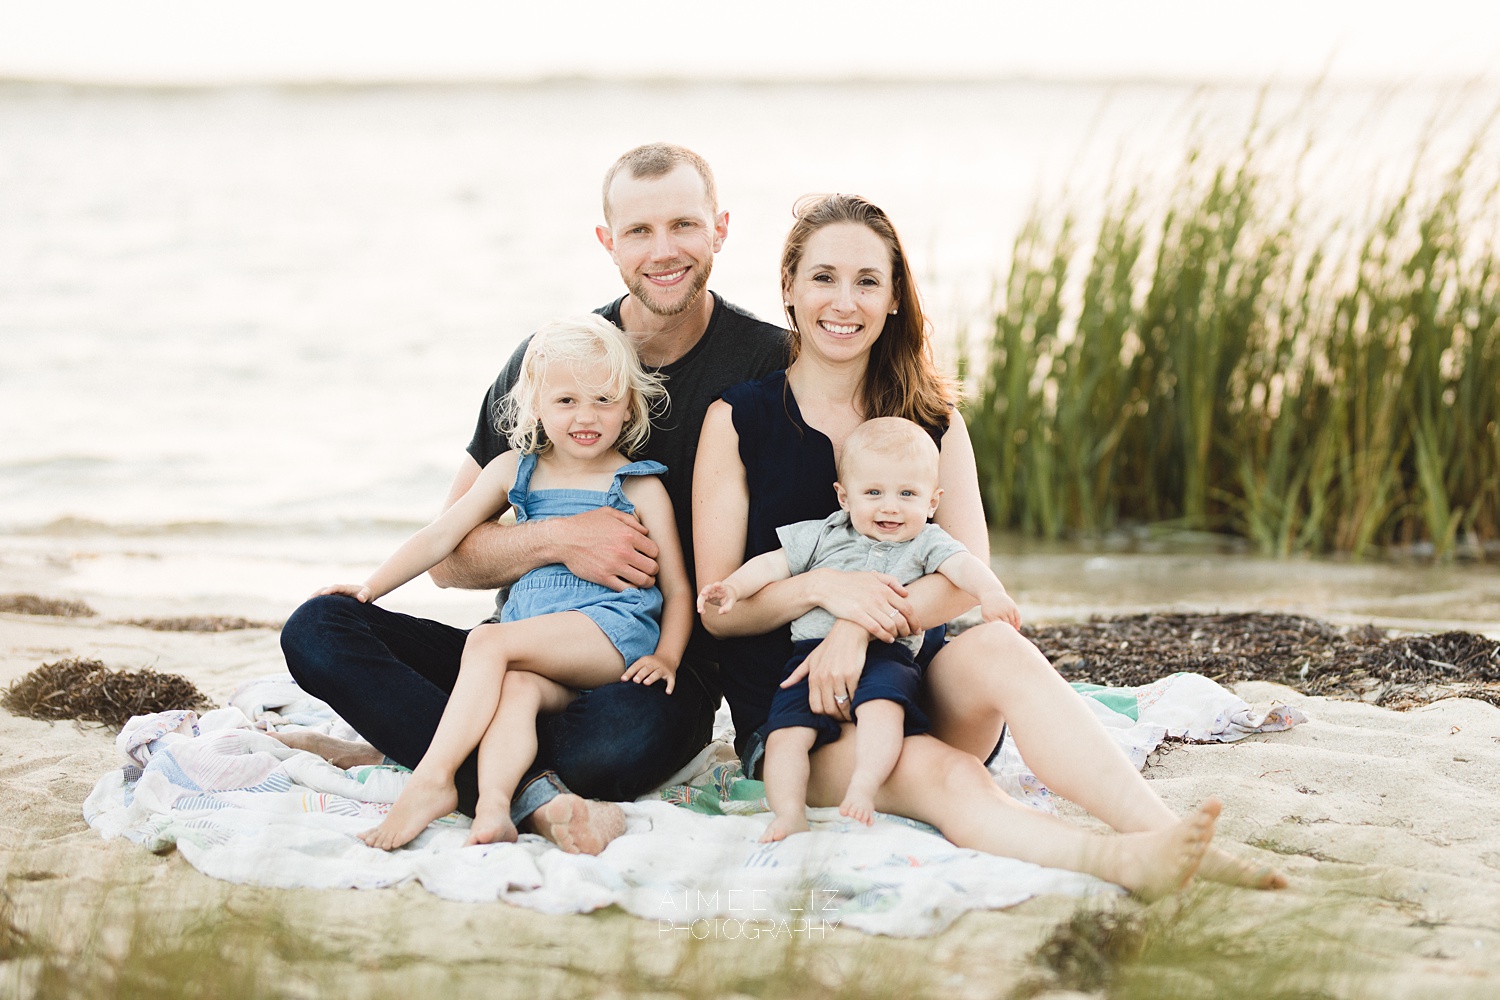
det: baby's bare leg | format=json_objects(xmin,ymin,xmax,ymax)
[
  {"xmin": 468, "ymin": 670, "xmax": 577, "ymax": 846},
  {"xmin": 840, "ymin": 699, "xmax": 904, "ymax": 825},
  {"xmin": 761, "ymin": 727, "xmax": 818, "ymax": 842}
]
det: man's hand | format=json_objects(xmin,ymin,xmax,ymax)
[
  {"xmin": 621, "ymin": 653, "xmax": 676, "ymax": 694},
  {"xmin": 979, "ymin": 588, "xmax": 1022, "ymax": 630},
  {"xmin": 696, "ymin": 580, "xmax": 741, "ymax": 614},
  {"xmin": 781, "ymin": 619, "xmax": 868, "ymax": 721},
  {"xmin": 559, "ymin": 507, "xmax": 660, "ymax": 591},
  {"xmin": 808, "ymin": 569, "xmax": 918, "ymax": 643}
]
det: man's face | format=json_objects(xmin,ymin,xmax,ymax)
[{"xmin": 597, "ymin": 164, "xmax": 728, "ymax": 318}]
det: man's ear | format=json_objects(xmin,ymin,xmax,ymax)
[
  {"xmin": 596, "ymin": 224, "xmax": 615, "ymax": 254},
  {"xmin": 712, "ymin": 210, "xmax": 729, "ymax": 252},
  {"xmin": 834, "ymin": 482, "xmax": 850, "ymax": 511}
]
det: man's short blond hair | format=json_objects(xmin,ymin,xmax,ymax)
[
  {"xmin": 837, "ymin": 417, "xmax": 940, "ymax": 482},
  {"xmin": 601, "ymin": 143, "xmax": 718, "ymax": 224}
]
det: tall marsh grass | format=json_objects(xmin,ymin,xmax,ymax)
[{"xmin": 966, "ymin": 106, "xmax": 1500, "ymax": 559}]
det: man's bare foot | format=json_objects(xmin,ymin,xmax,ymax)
[
  {"xmin": 530, "ymin": 794, "xmax": 625, "ymax": 855},
  {"xmin": 465, "ymin": 798, "xmax": 519, "ymax": 847},
  {"xmin": 1111, "ymin": 798, "xmax": 1222, "ymax": 901},
  {"xmin": 358, "ymin": 771, "xmax": 458, "ymax": 851},
  {"xmin": 760, "ymin": 813, "xmax": 810, "ymax": 843},
  {"xmin": 838, "ymin": 789, "xmax": 876, "ymax": 826},
  {"xmin": 1200, "ymin": 845, "xmax": 1289, "ymax": 890},
  {"xmin": 267, "ymin": 731, "xmax": 383, "ymax": 770}
]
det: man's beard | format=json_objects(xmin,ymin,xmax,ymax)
[{"xmin": 627, "ymin": 258, "xmax": 712, "ymax": 318}]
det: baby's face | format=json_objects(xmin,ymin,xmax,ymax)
[{"xmin": 835, "ymin": 450, "xmax": 942, "ymax": 543}]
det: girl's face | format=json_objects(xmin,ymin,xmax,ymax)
[
  {"xmin": 536, "ymin": 357, "xmax": 629, "ymax": 461},
  {"xmin": 784, "ymin": 222, "xmax": 897, "ymax": 366}
]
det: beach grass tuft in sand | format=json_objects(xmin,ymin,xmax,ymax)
[
  {"xmin": 2, "ymin": 658, "xmax": 212, "ymax": 729},
  {"xmin": 117, "ymin": 615, "xmax": 282, "ymax": 633},
  {"xmin": 0, "ymin": 594, "xmax": 95, "ymax": 618}
]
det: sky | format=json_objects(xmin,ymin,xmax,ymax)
[{"xmin": 1, "ymin": 0, "xmax": 1498, "ymax": 85}]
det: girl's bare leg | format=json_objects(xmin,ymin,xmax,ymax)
[
  {"xmin": 360, "ymin": 612, "xmax": 624, "ymax": 851},
  {"xmin": 468, "ymin": 670, "xmax": 578, "ymax": 846},
  {"xmin": 807, "ymin": 733, "xmax": 1219, "ymax": 899},
  {"xmin": 761, "ymin": 727, "xmax": 817, "ymax": 842},
  {"xmin": 923, "ymin": 622, "xmax": 1286, "ymax": 889},
  {"xmin": 841, "ymin": 699, "xmax": 904, "ymax": 825}
]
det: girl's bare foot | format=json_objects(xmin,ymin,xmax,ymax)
[
  {"xmin": 1111, "ymin": 798, "xmax": 1222, "ymax": 901},
  {"xmin": 760, "ymin": 813, "xmax": 810, "ymax": 843},
  {"xmin": 465, "ymin": 798, "xmax": 519, "ymax": 847},
  {"xmin": 530, "ymin": 794, "xmax": 625, "ymax": 855},
  {"xmin": 358, "ymin": 771, "xmax": 458, "ymax": 851},
  {"xmin": 838, "ymin": 788, "xmax": 876, "ymax": 826},
  {"xmin": 1200, "ymin": 845, "xmax": 1290, "ymax": 890},
  {"xmin": 267, "ymin": 731, "xmax": 384, "ymax": 769}
]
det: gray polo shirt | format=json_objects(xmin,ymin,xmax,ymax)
[{"xmin": 776, "ymin": 510, "xmax": 970, "ymax": 653}]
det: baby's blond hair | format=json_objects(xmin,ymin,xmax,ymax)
[
  {"xmin": 498, "ymin": 315, "xmax": 666, "ymax": 457},
  {"xmin": 837, "ymin": 417, "xmax": 940, "ymax": 482}
]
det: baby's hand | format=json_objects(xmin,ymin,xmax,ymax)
[
  {"xmin": 696, "ymin": 580, "xmax": 740, "ymax": 615},
  {"xmin": 979, "ymin": 588, "xmax": 1021, "ymax": 629},
  {"xmin": 313, "ymin": 583, "xmax": 373, "ymax": 602},
  {"xmin": 622, "ymin": 654, "xmax": 677, "ymax": 694}
]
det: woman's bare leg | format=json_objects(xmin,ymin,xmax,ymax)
[
  {"xmin": 468, "ymin": 670, "xmax": 579, "ymax": 845},
  {"xmin": 360, "ymin": 612, "xmax": 623, "ymax": 851},
  {"xmin": 807, "ymin": 733, "xmax": 1219, "ymax": 899},
  {"xmin": 841, "ymin": 699, "xmax": 904, "ymax": 825},
  {"xmin": 761, "ymin": 727, "xmax": 817, "ymax": 842},
  {"xmin": 924, "ymin": 622, "xmax": 1286, "ymax": 888}
]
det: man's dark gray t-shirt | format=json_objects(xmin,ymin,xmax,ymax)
[{"xmin": 466, "ymin": 293, "xmax": 790, "ymax": 682}]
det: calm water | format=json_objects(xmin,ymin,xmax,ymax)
[{"xmin": 2, "ymin": 79, "xmax": 1495, "ymax": 620}]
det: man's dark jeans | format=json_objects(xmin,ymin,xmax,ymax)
[{"xmin": 280, "ymin": 594, "xmax": 715, "ymax": 825}]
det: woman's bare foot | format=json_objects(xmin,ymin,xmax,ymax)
[
  {"xmin": 267, "ymin": 731, "xmax": 384, "ymax": 770},
  {"xmin": 1110, "ymin": 798, "xmax": 1222, "ymax": 901},
  {"xmin": 760, "ymin": 812, "xmax": 810, "ymax": 843},
  {"xmin": 838, "ymin": 786, "xmax": 877, "ymax": 826},
  {"xmin": 530, "ymin": 794, "xmax": 625, "ymax": 855},
  {"xmin": 465, "ymin": 798, "xmax": 519, "ymax": 847},
  {"xmin": 358, "ymin": 771, "xmax": 458, "ymax": 851},
  {"xmin": 1200, "ymin": 845, "xmax": 1289, "ymax": 890}
]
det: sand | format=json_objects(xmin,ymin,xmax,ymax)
[{"xmin": 4, "ymin": 556, "xmax": 1500, "ymax": 998}]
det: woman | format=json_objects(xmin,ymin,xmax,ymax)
[{"xmin": 693, "ymin": 193, "xmax": 1285, "ymax": 896}]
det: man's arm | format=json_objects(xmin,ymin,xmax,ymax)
[{"xmin": 427, "ymin": 453, "xmax": 660, "ymax": 591}]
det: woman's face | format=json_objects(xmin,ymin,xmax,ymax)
[{"xmin": 784, "ymin": 222, "xmax": 897, "ymax": 365}]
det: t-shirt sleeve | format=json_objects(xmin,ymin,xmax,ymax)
[
  {"xmin": 465, "ymin": 337, "xmax": 532, "ymax": 468},
  {"xmin": 914, "ymin": 524, "xmax": 972, "ymax": 575},
  {"xmin": 775, "ymin": 518, "xmax": 827, "ymax": 575}
]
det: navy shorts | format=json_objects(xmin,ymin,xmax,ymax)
[{"xmin": 762, "ymin": 637, "xmax": 932, "ymax": 752}]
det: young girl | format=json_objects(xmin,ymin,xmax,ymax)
[{"xmin": 316, "ymin": 314, "xmax": 693, "ymax": 851}]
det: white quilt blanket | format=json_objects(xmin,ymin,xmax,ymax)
[{"xmin": 83, "ymin": 672, "xmax": 1305, "ymax": 937}]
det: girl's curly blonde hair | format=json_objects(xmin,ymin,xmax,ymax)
[{"xmin": 497, "ymin": 314, "xmax": 667, "ymax": 457}]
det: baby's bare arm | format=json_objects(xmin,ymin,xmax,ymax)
[{"xmin": 696, "ymin": 549, "xmax": 792, "ymax": 614}]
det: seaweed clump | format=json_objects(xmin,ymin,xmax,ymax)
[
  {"xmin": 0, "ymin": 593, "xmax": 96, "ymax": 618},
  {"xmin": 1026, "ymin": 612, "xmax": 1500, "ymax": 710},
  {"xmin": 119, "ymin": 616, "xmax": 280, "ymax": 632},
  {"xmin": 1, "ymin": 658, "xmax": 212, "ymax": 728}
]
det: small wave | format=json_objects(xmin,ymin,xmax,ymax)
[{"xmin": 7, "ymin": 515, "xmax": 429, "ymax": 538}]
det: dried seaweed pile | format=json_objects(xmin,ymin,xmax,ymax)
[
  {"xmin": 0, "ymin": 593, "xmax": 96, "ymax": 618},
  {"xmin": 120, "ymin": 616, "xmax": 280, "ymax": 632},
  {"xmin": 2, "ymin": 658, "xmax": 212, "ymax": 728},
  {"xmin": 1025, "ymin": 612, "xmax": 1500, "ymax": 710}
]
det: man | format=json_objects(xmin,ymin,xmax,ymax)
[{"xmin": 280, "ymin": 143, "xmax": 789, "ymax": 853}]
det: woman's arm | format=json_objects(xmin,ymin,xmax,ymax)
[
  {"xmin": 898, "ymin": 410, "xmax": 991, "ymax": 628},
  {"xmin": 692, "ymin": 402, "xmax": 911, "ymax": 641},
  {"xmin": 619, "ymin": 474, "xmax": 692, "ymax": 693}
]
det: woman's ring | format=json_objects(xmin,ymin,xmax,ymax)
[{"xmin": 835, "ymin": 694, "xmax": 849, "ymax": 706}]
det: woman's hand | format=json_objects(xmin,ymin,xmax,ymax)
[
  {"xmin": 807, "ymin": 568, "xmax": 918, "ymax": 643},
  {"xmin": 313, "ymin": 583, "xmax": 372, "ymax": 602},
  {"xmin": 622, "ymin": 654, "xmax": 677, "ymax": 695},
  {"xmin": 781, "ymin": 619, "xmax": 869, "ymax": 721}
]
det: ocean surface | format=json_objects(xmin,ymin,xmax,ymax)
[{"xmin": 3, "ymin": 78, "xmax": 1497, "ymax": 622}]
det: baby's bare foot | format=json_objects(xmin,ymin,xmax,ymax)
[
  {"xmin": 531, "ymin": 794, "xmax": 625, "ymax": 855},
  {"xmin": 1115, "ymin": 798, "xmax": 1221, "ymax": 901},
  {"xmin": 760, "ymin": 813, "xmax": 810, "ymax": 843},
  {"xmin": 838, "ymin": 792, "xmax": 876, "ymax": 826},
  {"xmin": 465, "ymin": 799, "xmax": 519, "ymax": 847},
  {"xmin": 358, "ymin": 772, "xmax": 458, "ymax": 851},
  {"xmin": 1200, "ymin": 845, "xmax": 1289, "ymax": 890},
  {"xmin": 268, "ymin": 731, "xmax": 384, "ymax": 769}
]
